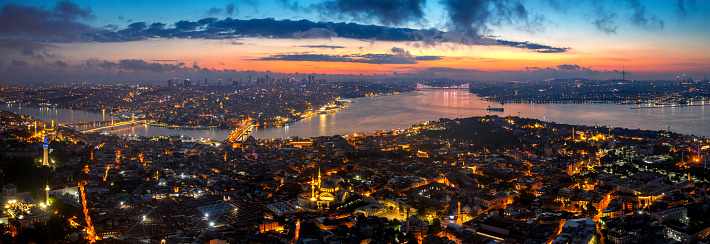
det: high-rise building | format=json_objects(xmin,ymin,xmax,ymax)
[
  {"xmin": 168, "ymin": 79, "xmax": 173, "ymax": 87},
  {"xmin": 184, "ymin": 79, "xmax": 191, "ymax": 88}
]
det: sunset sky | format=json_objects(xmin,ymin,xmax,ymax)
[{"xmin": 1, "ymin": 0, "xmax": 709, "ymax": 83}]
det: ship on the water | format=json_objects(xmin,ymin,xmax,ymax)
[{"xmin": 487, "ymin": 106, "xmax": 504, "ymax": 112}]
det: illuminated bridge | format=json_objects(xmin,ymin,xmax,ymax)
[
  {"xmin": 79, "ymin": 120, "xmax": 147, "ymax": 133},
  {"xmin": 416, "ymin": 83, "xmax": 470, "ymax": 89},
  {"xmin": 228, "ymin": 120, "xmax": 254, "ymax": 143}
]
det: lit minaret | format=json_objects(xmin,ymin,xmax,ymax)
[
  {"xmin": 45, "ymin": 183, "xmax": 50, "ymax": 204},
  {"xmin": 42, "ymin": 136, "xmax": 49, "ymax": 166},
  {"xmin": 293, "ymin": 219, "xmax": 300, "ymax": 244},
  {"xmin": 456, "ymin": 202, "xmax": 463, "ymax": 225},
  {"xmin": 46, "ymin": 119, "xmax": 56, "ymax": 141},
  {"xmin": 318, "ymin": 168, "xmax": 322, "ymax": 187},
  {"xmin": 310, "ymin": 177, "xmax": 316, "ymax": 201}
]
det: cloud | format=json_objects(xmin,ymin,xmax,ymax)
[
  {"xmin": 260, "ymin": 53, "xmax": 417, "ymax": 64},
  {"xmin": 390, "ymin": 47, "xmax": 409, "ymax": 55},
  {"xmin": 415, "ymin": 56, "xmax": 442, "ymax": 61},
  {"xmin": 81, "ymin": 58, "xmax": 202, "ymax": 73},
  {"xmin": 0, "ymin": 1, "xmax": 95, "ymax": 42},
  {"xmin": 207, "ymin": 3, "xmax": 237, "ymax": 16},
  {"xmin": 425, "ymin": 67, "xmax": 481, "ymax": 73},
  {"xmin": 83, "ymin": 17, "xmax": 568, "ymax": 53},
  {"xmin": 260, "ymin": 47, "xmax": 425, "ymax": 64},
  {"xmin": 496, "ymin": 40, "xmax": 569, "ymax": 53},
  {"xmin": 208, "ymin": 7, "xmax": 223, "ymax": 15},
  {"xmin": 626, "ymin": 0, "xmax": 664, "ymax": 30},
  {"xmin": 226, "ymin": 3, "xmax": 236, "ymax": 15},
  {"xmin": 316, "ymin": 0, "xmax": 426, "ymax": 26},
  {"xmin": 524, "ymin": 64, "xmax": 625, "ymax": 75},
  {"xmin": 175, "ymin": 20, "xmax": 201, "ymax": 31},
  {"xmin": 11, "ymin": 60, "xmax": 27, "ymax": 66},
  {"xmin": 591, "ymin": 12, "xmax": 618, "ymax": 34},
  {"xmin": 440, "ymin": 0, "xmax": 542, "ymax": 38},
  {"xmin": 292, "ymin": 27, "xmax": 338, "ymax": 39},
  {"xmin": 557, "ymin": 64, "xmax": 582, "ymax": 71},
  {"xmin": 54, "ymin": 60, "xmax": 68, "ymax": 68},
  {"xmin": 297, "ymin": 45, "xmax": 346, "ymax": 49}
]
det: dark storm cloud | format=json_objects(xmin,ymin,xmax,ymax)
[
  {"xmin": 297, "ymin": 45, "xmax": 346, "ymax": 49},
  {"xmin": 0, "ymin": 1, "xmax": 95, "ymax": 42},
  {"xmin": 84, "ymin": 18, "xmax": 569, "ymax": 53},
  {"xmin": 317, "ymin": 0, "xmax": 426, "ymax": 26}
]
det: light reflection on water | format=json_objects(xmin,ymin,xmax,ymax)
[{"xmin": 3, "ymin": 90, "xmax": 708, "ymax": 140}]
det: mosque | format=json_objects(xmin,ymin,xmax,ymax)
[{"xmin": 297, "ymin": 169, "xmax": 350, "ymax": 210}]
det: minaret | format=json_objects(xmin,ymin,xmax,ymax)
[
  {"xmin": 572, "ymin": 127, "xmax": 575, "ymax": 142},
  {"xmin": 293, "ymin": 219, "xmax": 301, "ymax": 244},
  {"xmin": 405, "ymin": 207, "xmax": 410, "ymax": 233},
  {"xmin": 45, "ymin": 182, "xmax": 50, "ymax": 205},
  {"xmin": 42, "ymin": 136, "xmax": 49, "ymax": 166},
  {"xmin": 318, "ymin": 168, "xmax": 322, "ymax": 187},
  {"xmin": 456, "ymin": 202, "xmax": 463, "ymax": 225},
  {"xmin": 310, "ymin": 178, "xmax": 316, "ymax": 201},
  {"xmin": 46, "ymin": 119, "xmax": 56, "ymax": 141}
]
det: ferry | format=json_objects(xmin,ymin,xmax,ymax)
[{"xmin": 487, "ymin": 106, "xmax": 504, "ymax": 112}]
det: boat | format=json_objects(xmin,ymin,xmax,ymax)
[{"xmin": 487, "ymin": 106, "xmax": 504, "ymax": 112}]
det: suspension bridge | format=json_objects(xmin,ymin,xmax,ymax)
[{"xmin": 416, "ymin": 83, "xmax": 470, "ymax": 89}]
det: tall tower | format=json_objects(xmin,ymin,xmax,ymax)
[
  {"xmin": 622, "ymin": 67, "xmax": 625, "ymax": 81},
  {"xmin": 456, "ymin": 202, "xmax": 463, "ymax": 225},
  {"xmin": 310, "ymin": 177, "xmax": 316, "ymax": 201},
  {"xmin": 45, "ymin": 182, "xmax": 50, "ymax": 204},
  {"xmin": 42, "ymin": 136, "xmax": 49, "ymax": 166}
]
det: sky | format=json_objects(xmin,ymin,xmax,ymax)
[{"xmin": 0, "ymin": 0, "xmax": 709, "ymax": 83}]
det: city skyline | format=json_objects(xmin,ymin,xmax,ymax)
[{"xmin": 1, "ymin": 0, "xmax": 709, "ymax": 83}]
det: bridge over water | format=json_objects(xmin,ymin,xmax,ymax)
[
  {"xmin": 74, "ymin": 120, "xmax": 148, "ymax": 133},
  {"xmin": 416, "ymin": 83, "xmax": 470, "ymax": 89}
]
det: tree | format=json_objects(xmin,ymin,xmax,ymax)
[
  {"xmin": 582, "ymin": 202, "xmax": 598, "ymax": 218},
  {"xmin": 416, "ymin": 206, "xmax": 426, "ymax": 217},
  {"xmin": 428, "ymin": 218, "xmax": 442, "ymax": 235},
  {"xmin": 390, "ymin": 219, "xmax": 401, "ymax": 231},
  {"xmin": 513, "ymin": 190, "xmax": 536, "ymax": 206}
]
